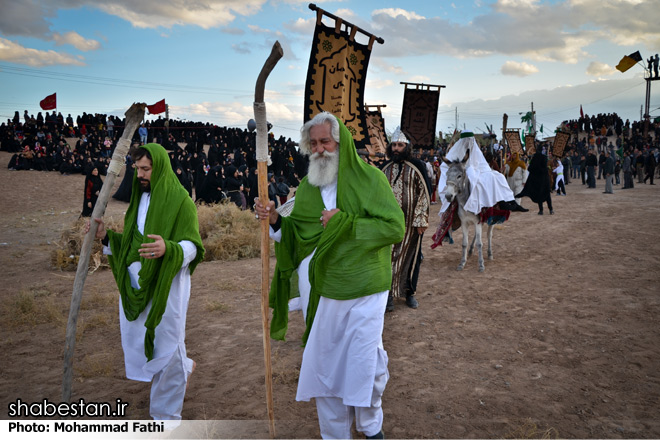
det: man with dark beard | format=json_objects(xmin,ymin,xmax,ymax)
[
  {"xmin": 381, "ymin": 127, "xmax": 430, "ymax": 311},
  {"xmin": 87, "ymin": 143, "xmax": 204, "ymax": 425},
  {"xmin": 255, "ymin": 112, "xmax": 404, "ymax": 439}
]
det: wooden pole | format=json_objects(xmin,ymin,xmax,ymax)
[
  {"xmin": 62, "ymin": 103, "xmax": 146, "ymax": 402},
  {"xmin": 254, "ymin": 41, "xmax": 283, "ymax": 439},
  {"xmin": 502, "ymin": 113, "xmax": 508, "ymax": 168}
]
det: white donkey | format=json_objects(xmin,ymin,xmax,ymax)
[{"xmin": 443, "ymin": 152, "xmax": 495, "ymax": 272}]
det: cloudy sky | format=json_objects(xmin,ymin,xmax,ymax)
[{"xmin": 1, "ymin": 0, "xmax": 659, "ymax": 140}]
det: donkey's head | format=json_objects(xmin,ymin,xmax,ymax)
[{"xmin": 442, "ymin": 151, "xmax": 469, "ymax": 203}]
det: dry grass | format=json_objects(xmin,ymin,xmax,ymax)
[
  {"xmin": 204, "ymin": 300, "xmax": 229, "ymax": 313},
  {"xmin": 50, "ymin": 216, "xmax": 123, "ymax": 271},
  {"xmin": 197, "ymin": 202, "xmax": 261, "ymax": 262},
  {"xmin": 75, "ymin": 352, "xmax": 119, "ymax": 378},
  {"xmin": 211, "ymin": 278, "xmax": 259, "ymax": 293},
  {"xmin": 271, "ymin": 346, "xmax": 300, "ymax": 386},
  {"xmin": 1, "ymin": 283, "xmax": 66, "ymax": 328},
  {"xmin": 81, "ymin": 288, "xmax": 117, "ymax": 311},
  {"xmin": 503, "ymin": 419, "xmax": 559, "ymax": 439},
  {"xmin": 80, "ymin": 312, "xmax": 116, "ymax": 333}
]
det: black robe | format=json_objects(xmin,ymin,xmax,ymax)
[
  {"xmin": 198, "ymin": 166, "xmax": 225, "ymax": 204},
  {"xmin": 112, "ymin": 158, "xmax": 134, "ymax": 202},
  {"xmin": 81, "ymin": 170, "xmax": 103, "ymax": 217},
  {"xmin": 516, "ymin": 152, "xmax": 551, "ymax": 203}
]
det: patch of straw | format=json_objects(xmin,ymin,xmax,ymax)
[
  {"xmin": 1, "ymin": 286, "xmax": 65, "ymax": 328},
  {"xmin": 75, "ymin": 352, "xmax": 118, "ymax": 378},
  {"xmin": 197, "ymin": 202, "xmax": 261, "ymax": 261},
  {"xmin": 503, "ymin": 418, "xmax": 559, "ymax": 439},
  {"xmin": 204, "ymin": 300, "xmax": 229, "ymax": 313},
  {"xmin": 81, "ymin": 312, "xmax": 116, "ymax": 333},
  {"xmin": 81, "ymin": 289, "xmax": 117, "ymax": 311},
  {"xmin": 50, "ymin": 216, "xmax": 123, "ymax": 271}
]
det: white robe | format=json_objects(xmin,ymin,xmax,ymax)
[
  {"xmin": 437, "ymin": 136, "xmax": 515, "ymax": 215},
  {"xmin": 271, "ymin": 182, "xmax": 389, "ymax": 407},
  {"xmin": 553, "ymin": 161, "xmax": 565, "ymax": 190},
  {"xmin": 104, "ymin": 192, "xmax": 197, "ymax": 420},
  {"xmin": 504, "ymin": 164, "xmax": 529, "ymax": 205}
]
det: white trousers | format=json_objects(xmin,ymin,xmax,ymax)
[
  {"xmin": 149, "ymin": 344, "xmax": 194, "ymax": 422},
  {"xmin": 314, "ymin": 350, "xmax": 388, "ymax": 439}
]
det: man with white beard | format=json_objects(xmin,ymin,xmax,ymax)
[{"xmin": 255, "ymin": 111, "xmax": 405, "ymax": 439}]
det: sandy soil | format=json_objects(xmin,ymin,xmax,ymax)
[{"xmin": 1, "ymin": 149, "xmax": 659, "ymax": 439}]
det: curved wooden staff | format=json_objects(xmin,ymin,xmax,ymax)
[
  {"xmin": 62, "ymin": 103, "xmax": 146, "ymax": 402},
  {"xmin": 254, "ymin": 41, "xmax": 283, "ymax": 438}
]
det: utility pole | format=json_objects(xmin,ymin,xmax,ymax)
[
  {"xmin": 531, "ymin": 102, "xmax": 536, "ymax": 134},
  {"xmin": 642, "ymin": 55, "xmax": 658, "ymax": 138}
]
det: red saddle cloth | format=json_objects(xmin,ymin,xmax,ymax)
[
  {"xmin": 431, "ymin": 202, "xmax": 510, "ymax": 249},
  {"xmin": 431, "ymin": 200, "xmax": 458, "ymax": 249},
  {"xmin": 478, "ymin": 203, "xmax": 511, "ymax": 225}
]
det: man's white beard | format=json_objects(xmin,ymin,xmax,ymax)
[{"xmin": 307, "ymin": 150, "xmax": 339, "ymax": 187}]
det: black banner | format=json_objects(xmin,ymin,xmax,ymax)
[
  {"xmin": 304, "ymin": 20, "xmax": 372, "ymax": 149},
  {"xmin": 400, "ymin": 87, "xmax": 440, "ymax": 149}
]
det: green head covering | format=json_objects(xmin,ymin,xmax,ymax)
[
  {"xmin": 270, "ymin": 115, "xmax": 405, "ymax": 343},
  {"xmin": 107, "ymin": 143, "xmax": 204, "ymax": 361}
]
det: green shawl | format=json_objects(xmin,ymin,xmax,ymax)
[
  {"xmin": 107, "ymin": 143, "xmax": 204, "ymax": 361},
  {"xmin": 270, "ymin": 117, "xmax": 405, "ymax": 343}
]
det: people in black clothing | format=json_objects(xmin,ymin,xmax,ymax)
[
  {"xmin": 586, "ymin": 150, "xmax": 598, "ymax": 188},
  {"xmin": 246, "ymin": 167, "xmax": 259, "ymax": 210},
  {"xmin": 175, "ymin": 164, "xmax": 193, "ymax": 197},
  {"xmin": 224, "ymin": 165, "xmax": 244, "ymax": 209},
  {"xmin": 597, "ymin": 151, "xmax": 607, "ymax": 179},
  {"xmin": 198, "ymin": 165, "xmax": 225, "ymax": 204},
  {"xmin": 81, "ymin": 167, "xmax": 103, "ymax": 217},
  {"xmin": 267, "ymin": 173, "xmax": 279, "ymax": 207},
  {"xmin": 516, "ymin": 151, "xmax": 554, "ymax": 215},
  {"xmin": 622, "ymin": 150, "xmax": 634, "ymax": 189},
  {"xmin": 276, "ymin": 176, "xmax": 290, "ymax": 206},
  {"xmin": 644, "ymin": 151, "xmax": 657, "ymax": 185}
]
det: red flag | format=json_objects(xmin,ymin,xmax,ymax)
[
  {"xmin": 580, "ymin": 105, "xmax": 584, "ymax": 119},
  {"xmin": 147, "ymin": 99, "xmax": 166, "ymax": 115},
  {"xmin": 40, "ymin": 93, "xmax": 57, "ymax": 110}
]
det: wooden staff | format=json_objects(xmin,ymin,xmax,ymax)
[
  {"xmin": 62, "ymin": 103, "xmax": 146, "ymax": 402},
  {"xmin": 254, "ymin": 41, "xmax": 283, "ymax": 438},
  {"xmin": 502, "ymin": 113, "xmax": 508, "ymax": 168}
]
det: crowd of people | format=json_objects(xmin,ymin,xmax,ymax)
[
  {"xmin": 548, "ymin": 113, "xmax": 659, "ymax": 194},
  {"xmin": 3, "ymin": 109, "xmax": 659, "ymax": 221},
  {"xmin": 3, "ymin": 109, "xmax": 659, "ymax": 214},
  {"xmin": 1, "ymin": 109, "xmax": 309, "ymax": 214}
]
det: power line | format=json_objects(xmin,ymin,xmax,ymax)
[
  {"xmin": 0, "ymin": 65, "xmax": 246, "ymax": 95},
  {"xmin": 0, "ymin": 63, "xmax": 299, "ymax": 98}
]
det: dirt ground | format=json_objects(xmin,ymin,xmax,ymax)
[{"xmin": 1, "ymin": 148, "xmax": 659, "ymax": 439}]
